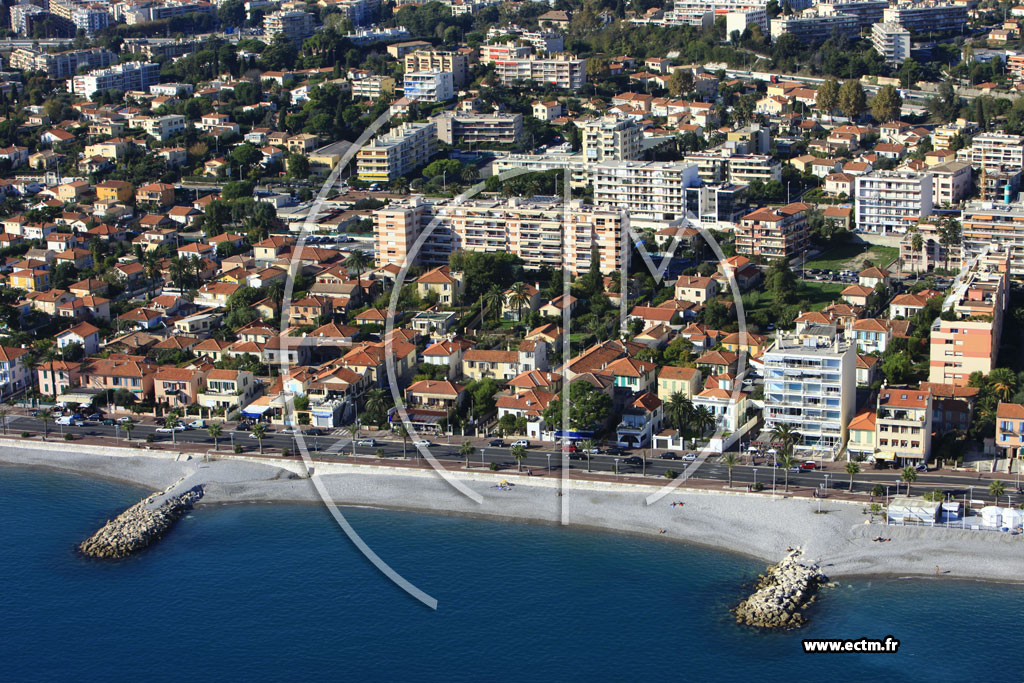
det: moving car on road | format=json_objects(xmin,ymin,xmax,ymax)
[
  {"xmin": 511, "ymin": 439, "xmax": 529, "ymax": 448},
  {"xmin": 356, "ymin": 438, "xmax": 376, "ymax": 447}
]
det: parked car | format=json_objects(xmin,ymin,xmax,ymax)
[
  {"xmin": 915, "ymin": 462, "xmax": 928, "ymax": 472},
  {"xmin": 605, "ymin": 446, "xmax": 625, "ymax": 456},
  {"xmin": 624, "ymin": 456, "xmax": 644, "ymax": 466},
  {"xmin": 56, "ymin": 416, "xmax": 84, "ymax": 426},
  {"xmin": 156, "ymin": 425, "xmax": 186, "ymax": 433},
  {"xmin": 567, "ymin": 452, "xmax": 587, "ymax": 461},
  {"xmin": 561, "ymin": 443, "xmax": 578, "ymax": 453},
  {"xmin": 682, "ymin": 453, "xmax": 697, "ymax": 462},
  {"xmin": 660, "ymin": 452, "xmax": 682, "ymax": 460},
  {"xmin": 87, "ymin": 412, "xmax": 103, "ymax": 420},
  {"xmin": 101, "ymin": 419, "xmax": 116, "ymax": 426},
  {"xmin": 511, "ymin": 439, "xmax": 529, "ymax": 448},
  {"xmin": 356, "ymin": 438, "xmax": 376, "ymax": 447},
  {"xmin": 489, "ymin": 439, "xmax": 505, "ymax": 447},
  {"xmin": 583, "ymin": 446, "xmax": 601, "ymax": 454},
  {"xmin": 800, "ymin": 461, "xmax": 820, "ymax": 471}
]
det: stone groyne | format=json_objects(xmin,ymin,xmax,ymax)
[
  {"xmin": 79, "ymin": 485, "xmax": 203, "ymax": 559},
  {"xmin": 733, "ymin": 551, "xmax": 828, "ymax": 628}
]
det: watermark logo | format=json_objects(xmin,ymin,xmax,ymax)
[{"xmin": 278, "ymin": 106, "xmax": 751, "ymax": 609}]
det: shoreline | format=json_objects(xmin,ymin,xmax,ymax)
[{"xmin": 2, "ymin": 441, "xmax": 1023, "ymax": 584}]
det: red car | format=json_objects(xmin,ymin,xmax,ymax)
[
  {"xmin": 799, "ymin": 461, "xmax": 820, "ymax": 471},
  {"xmin": 562, "ymin": 443, "xmax": 578, "ymax": 453}
]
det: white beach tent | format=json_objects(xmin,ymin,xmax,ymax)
[
  {"xmin": 1001, "ymin": 508, "xmax": 1023, "ymax": 529},
  {"xmin": 980, "ymin": 506, "xmax": 1003, "ymax": 528}
]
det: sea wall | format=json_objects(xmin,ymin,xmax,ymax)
[
  {"xmin": 79, "ymin": 485, "xmax": 204, "ymax": 559},
  {"xmin": 733, "ymin": 552, "xmax": 827, "ymax": 628}
]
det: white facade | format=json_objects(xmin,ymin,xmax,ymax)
[
  {"xmin": 855, "ymin": 170, "xmax": 933, "ymax": 235},
  {"xmin": 871, "ymin": 22, "xmax": 911, "ymax": 64},
  {"xmin": 579, "ymin": 116, "xmax": 643, "ymax": 162},
  {"xmin": 763, "ymin": 333, "xmax": 856, "ymax": 457},
  {"xmin": 403, "ymin": 70, "xmax": 455, "ymax": 103},
  {"xmin": 70, "ymin": 62, "xmax": 160, "ymax": 97}
]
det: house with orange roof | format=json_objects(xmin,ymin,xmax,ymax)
[
  {"xmin": 856, "ymin": 354, "xmax": 879, "ymax": 387},
  {"xmin": 154, "ymin": 366, "xmax": 209, "ymax": 411},
  {"xmin": 657, "ymin": 365, "xmax": 701, "ymax": 401},
  {"xmin": 858, "ymin": 266, "xmax": 890, "ymax": 289},
  {"xmin": 57, "ymin": 321, "xmax": 101, "ymax": 355},
  {"xmin": 135, "ymin": 182, "xmax": 175, "ymax": 207},
  {"xmin": 37, "ymin": 359, "xmax": 81, "ymax": 399},
  {"xmin": 495, "ymin": 387, "xmax": 559, "ymax": 440},
  {"xmin": 692, "ymin": 376, "xmax": 750, "ymax": 438},
  {"xmin": 198, "ymin": 368, "xmax": 261, "ymax": 414},
  {"xmin": 195, "ymin": 282, "xmax": 240, "ymax": 308},
  {"xmin": 404, "ymin": 380, "xmax": 466, "ymax": 430},
  {"xmin": 875, "ymin": 387, "xmax": 932, "ymax": 465},
  {"xmin": 847, "ymin": 409, "xmax": 877, "ymax": 460},
  {"xmin": 695, "ymin": 349, "xmax": 738, "ymax": 376},
  {"xmin": 117, "ymin": 307, "xmax": 164, "ymax": 331},
  {"xmin": 423, "ymin": 337, "xmax": 474, "ymax": 380},
  {"xmin": 841, "ymin": 284, "xmax": 874, "ymax": 307},
  {"xmin": 600, "ymin": 356, "xmax": 657, "ymax": 395},
  {"xmin": 674, "ymin": 275, "xmax": 718, "ymax": 304},
  {"xmin": 851, "ymin": 318, "xmax": 894, "ymax": 354},
  {"xmin": 341, "ymin": 339, "xmax": 417, "ymax": 387},
  {"xmin": 79, "ymin": 356, "xmax": 156, "ymax": 401},
  {"xmin": 416, "ymin": 265, "xmax": 463, "ymax": 306},
  {"xmin": 193, "ymin": 339, "xmax": 235, "ymax": 362},
  {"xmin": 616, "ymin": 391, "xmax": 663, "ymax": 447},
  {"xmin": 889, "ymin": 290, "xmax": 940, "ymax": 319}
]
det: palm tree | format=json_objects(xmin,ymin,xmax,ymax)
[
  {"xmin": 988, "ymin": 368, "xmax": 1018, "ymax": 402},
  {"xmin": 459, "ymin": 440, "xmax": 475, "ymax": 468},
  {"xmin": 778, "ymin": 451, "xmax": 797, "ymax": 492},
  {"xmin": 723, "ymin": 452, "xmax": 738, "ymax": 488},
  {"xmin": 770, "ymin": 423, "xmax": 800, "ymax": 465},
  {"xmin": 900, "ymin": 465, "xmax": 917, "ymax": 496},
  {"xmin": 344, "ymin": 422, "xmax": 360, "ymax": 457},
  {"xmin": 42, "ymin": 344, "xmax": 59, "ymax": 403},
  {"xmin": 252, "ymin": 423, "xmax": 267, "ymax": 454},
  {"xmin": 481, "ymin": 285, "xmax": 504, "ymax": 322},
  {"xmin": 846, "ymin": 460, "xmax": 860, "ymax": 492},
  {"xmin": 506, "ymin": 282, "xmax": 531, "ymax": 322},
  {"xmin": 39, "ymin": 408, "xmax": 52, "ymax": 441},
  {"xmin": 394, "ymin": 423, "xmax": 409, "ymax": 457},
  {"xmin": 344, "ymin": 249, "xmax": 370, "ymax": 284},
  {"xmin": 169, "ymin": 256, "xmax": 188, "ymax": 292},
  {"xmin": 144, "ymin": 252, "xmax": 162, "ymax": 297},
  {"xmin": 667, "ymin": 391, "xmax": 693, "ymax": 440},
  {"xmin": 364, "ymin": 388, "xmax": 387, "ymax": 424},
  {"xmin": 692, "ymin": 405, "xmax": 714, "ymax": 438},
  {"xmin": 511, "ymin": 443, "xmax": 527, "ymax": 472},
  {"xmin": 911, "ymin": 231, "xmax": 924, "ymax": 275},
  {"xmin": 989, "ymin": 479, "xmax": 1006, "ymax": 505},
  {"xmin": 208, "ymin": 423, "xmax": 223, "ymax": 450},
  {"xmin": 164, "ymin": 412, "xmax": 181, "ymax": 446},
  {"xmin": 0, "ymin": 405, "xmax": 9, "ymax": 435},
  {"xmin": 121, "ymin": 419, "xmax": 134, "ymax": 443}
]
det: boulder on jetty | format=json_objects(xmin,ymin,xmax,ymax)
[
  {"xmin": 733, "ymin": 551, "xmax": 827, "ymax": 629},
  {"xmin": 79, "ymin": 486, "xmax": 203, "ymax": 559}
]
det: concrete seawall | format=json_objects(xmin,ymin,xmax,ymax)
[{"xmin": 79, "ymin": 484, "xmax": 204, "ymax": 559}]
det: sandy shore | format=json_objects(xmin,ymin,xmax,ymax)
[{"xmin": 2, "ymin": 441, "xmax": 1022, "ymax": 582}]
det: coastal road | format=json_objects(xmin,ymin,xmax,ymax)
[{"xmin": 7, "ymin": 415, "xmax": 1017, "ymax": 505}]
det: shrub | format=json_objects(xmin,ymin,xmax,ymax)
[
  {"xmin": 489, "ymin": 462, "xmax": 500, "ymax": 471},
  {"xmin": 146, "ymin": 433, "xmax": 156, "ymax": 443},
  {"xmin": 754, "ymin": 482, "xmax": 765, "ymax": 491},
  {"xmin": 281, "ymin": 447, "xmax": 291, "ymax": 457},
  {"xmin": 64, "ymin": 433, "xmax": 73, "ymax": 441},
  {"xmin": 664, "ymin": 469, "xmax": 678, "ymax": 479},
  {"xmin": 233, "ymin": 444, "xmax": 243, "ymax": 453},
  {"xmin": 21, "ymin": 431, "xmax": 30, "ymax": 438},
  {"xmin": 870, "ymin": 484, "xmax": 885, "ymax": 497}
]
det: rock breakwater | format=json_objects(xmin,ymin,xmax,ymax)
[
  {"xmin": 733, "ymin": 551, "xmax": 827, "ymax": 628},
  {"xmin": 79, "ymin": 485, "xmax": 203, "ymax": 558}
]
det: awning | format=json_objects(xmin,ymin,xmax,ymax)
[
  {"xmin": 874, "ymin": 452, "xmax": 896, "ymax": 461},
  {"xmin": 242, "ymin": 405, "xmax": 271, "ymax": 418}
]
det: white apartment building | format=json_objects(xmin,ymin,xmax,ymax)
[
  {"xmin": 356, "ymin": 122, "xmax": 436, "ymax": 182},
  {"xmin": 493, "ymin": 54, "xmax": 586, "ymax": 90},
  {"xmin": 684, "ymin": 148, "xmax": 781, "ymax": 185},
  {"xmin": 479, "ymin": 42, "xmax": 534, "ymax": 63},
  {"xmin": 855, "ymin": 170, "xmax": 933, "ymax": 234},
  {"xmin": 579, "ymin": 116, "xmax": 643, "ymax": 162},
  {"xmin": 930, "ymin": 161, "xmax": 972, "ymax": 208},
  {"xmin": 770, "ymin": 11, "xmax": 860, "ymax": 44},
  {"xmin": 591, "ymin": 160, "xmax": 702, "ymax": 222},
  {"xmin": 956, "ymin": 132, "xmax": 1024, "ymax": 172},
  {"xmin": 403, "ymin": 70, "xmax": 455, "ymax": 103},
  {"xmin": 9, "ymin": 47, "xmax": 115, "ymax": 79},
  {"xmin": 374, "ymin": 196, "xmax": 627, "ymax": 274},
  {"xmin": 350, "ymin": 75, "xmax": 394, "ymax": 100},
  {"xmin": 263, "ymin": 9, "xmax": 316, "ymax": 44},
  {"xmin": 726, "ymin": 7, "xmax": 768, "ymax": 35},
  {"xmin": 51, "ymin": 0, "xmax": 109, "ymax": 36},
  {"xmin": 70, "ymin": 62, "xmax": 160, "ymax": 97},
  {"xmin": 871, "ymin": 22, "xmax": 911, "ymax": 64},
  {"xmin": 763, "ymin": 332, "xmax": 856, "ymax": 458},
  {"xmin": 485, "ymin": 24, "xmax": 564, "ymax": 53},
  {"xmin": 135, "ymin": 114, "xmax": 186, "ymax": 141},
  {"xmin": 818, "ymin": 0, "xmax": 888, "ymax": 26},
  {"xmin": 961, "ymin": 200, "xmax": 1024, "ymax": 276},
  {"xmin": 882, "ymin": 2, "xmax": 966, "ymax": 33}
]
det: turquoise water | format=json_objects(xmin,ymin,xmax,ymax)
[{"xmin": 1, "ymin": 466, "xmax": 1022, "ymax": 682}]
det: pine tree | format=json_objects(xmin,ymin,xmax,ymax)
[{"xmin": 816, "ymin": 78, "xmax": 840, "ymax": 114}]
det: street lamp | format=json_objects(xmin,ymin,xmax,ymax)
[
  {"xmin": 753, "ymin": 467, "xmax": 758, "ymax": 488},
  {"xmin": 772, "ymin": 452, "xmax": 777, "ymax": 498},
  {"xmin": 614, "ymin": 457, "xmax": 620, "ymax": 480},
  {"xmin": 481, "ymin": 448, "xmax": 485, "ymax": 469},
  {"xmin": 546, "ymin": 453, "xmax": 551, "ymax": 473}
]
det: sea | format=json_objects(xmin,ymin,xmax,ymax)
[{"xmin": 2, "ymin": 465, "xmax": 1022, "ymax": 683}]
